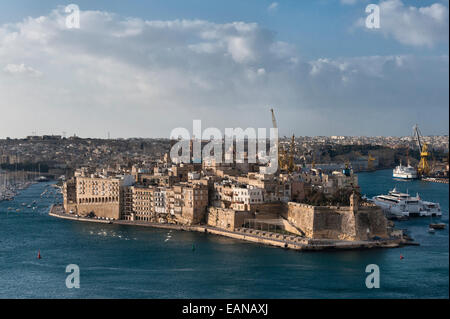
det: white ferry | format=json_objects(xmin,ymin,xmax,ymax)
[
  {"xmin": 371, "ymin": 188, "xmax": 441, "ymax": 218},
  {"xmin": 393, "ymin": 161, "xmax": 418, "ymax": 179}
]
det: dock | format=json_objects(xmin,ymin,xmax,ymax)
[{"xmin": 421, "ymin": 177, "xmax": 449, "ymax": 184}]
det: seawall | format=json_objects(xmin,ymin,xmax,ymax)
[{"xmin": 49, "ymin": 205, "xmax": 408, "ymax": 251}]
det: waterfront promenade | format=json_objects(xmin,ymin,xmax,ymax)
[{"xmin": 49, "ymin": 205, "xmax": 411, "ymax": 251}]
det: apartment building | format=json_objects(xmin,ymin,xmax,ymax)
[
  {"xmin": 231, "ymin": 185, "xmax": 264, "ymax": 211},
  {"xmin": 63, "ymin": 173, "xmax": 134, "ymax": 219}
]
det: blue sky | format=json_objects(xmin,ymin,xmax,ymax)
[
  {"xmin": 1, "ymin": 0, "xmax": 447, "ymax": 58},
  {"xmin": 0, "ymin": 0, "xmax": 448, "ymax": 137}
]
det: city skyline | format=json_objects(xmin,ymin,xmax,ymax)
[{"xmin": 0, "ymin": 0, "xmax": 448, "ymax": 138}]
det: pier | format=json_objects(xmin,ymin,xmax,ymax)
[{"xmin": 421, "ymin": 177, "xmax": 449, "ymax": 184}]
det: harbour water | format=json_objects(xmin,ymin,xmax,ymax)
[{"xmin": 0, "ymin": 170, "xmax": 448, "ymax": 298}]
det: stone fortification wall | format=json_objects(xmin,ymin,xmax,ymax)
[
  {"xmin": 286, "ymin": 202, "xmax": 388, "ymax": 240},
  {"xmin": 74, "ymin": 202, "xmax": 120, "ymax": 219},
  {"xmin": 285, "ymin": 203, "xmax": 315, "ymax": 237},
  {"xmin": 207, "ymin": 207, "xmax": 253, "ymax": 230}
]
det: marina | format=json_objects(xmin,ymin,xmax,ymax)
[{"xmin": 0, "ymin": 170, "xmax": 37, "ymax": 202}]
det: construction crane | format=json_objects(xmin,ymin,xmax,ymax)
[
  {"xmin": 270, "ymin": 108, "xmax": 277, "ymax": 131},
  {"xmin": 413, "ymin": 124, "xmax": 431, "ymax": 177}
]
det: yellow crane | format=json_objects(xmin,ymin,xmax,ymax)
[{"xmin": 413, "ymin": 124, "xmax": 431, "ymax": 176}]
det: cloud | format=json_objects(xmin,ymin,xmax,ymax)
[
  {"xmin": 0, "ymin": 7, "xmax": 448, "ymax": 137},
  {"xmin": 357, "ymin": 0, "xmax": 449, "ymax": 47},
  {"xmin": 3, "ymin": 63, "xmax": 42, "ymax": 76},
  {"xmin": 267, "ymin": 2, "xmax": 279, "ymax": 12}
]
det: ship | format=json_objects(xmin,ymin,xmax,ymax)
[
  {"xmin": 370, "ymin": 188, "xmax": 441, "ymax": 218},
  {"xmin": 393, "ymin": 160, "xmax": 418, "ymax": 180}
]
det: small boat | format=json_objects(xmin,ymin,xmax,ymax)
[
  {"xmin": 428, "ymin": 227, "xmax": 435, "ymax": 234},
  {"xmin": 429, "ymin": 223, "xmax": 446, "ymax": 230},
  {"xmin": 37, "ymin": 250, "xmax": 41, "ymax": 259}
]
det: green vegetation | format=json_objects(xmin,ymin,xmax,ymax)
[{"xmin": 302, "ymin": 188, "xmax": 361, "ymax": 206}]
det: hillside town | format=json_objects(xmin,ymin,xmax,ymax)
[
  {"xmin": 1, "ymin": 134, "xmax": 448, "ymax": 176},
  {"xmin": 2, "ymin": 134, "xmax": 448, "ymax": 245},
  {"xmin": 47, "ymin": 135, "xmax": 417, "ymax": 251}
]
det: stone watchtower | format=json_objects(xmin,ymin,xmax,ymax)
[{"xmin": 350, "ymin": 191, "xmax": 359, "ymax": 213}]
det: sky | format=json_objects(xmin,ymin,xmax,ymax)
[{"xmin": 0, "ymin": 0, "xmax": 448, "ymax": 138}]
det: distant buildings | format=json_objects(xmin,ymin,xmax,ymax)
[
  {"xmin": 0, "ymin": 134, "xmax": 446, "ymax": 241},
  {"xmin": 61, "ymin": 146, "xmax": 391, "ymax": 242}
]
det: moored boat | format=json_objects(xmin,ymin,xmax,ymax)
[
  {"xmin": 393, "ymin": 160, "xmax": 418, "ymax": 180},
  {"xmin": 370, "ymin": 188, "xmax": 441, "ymax": 218}
]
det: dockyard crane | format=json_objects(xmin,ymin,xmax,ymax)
[
  {"xmin": 413, "ymin": 124, "xmax": 431, "ymax": 177},
  {"xmin": 270, "ymin": 108, "xmax": 277, "ymax": 130}
]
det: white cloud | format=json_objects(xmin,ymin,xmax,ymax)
[
  {"xmin": 358, "ymin": 0, "xmax": 449, "ymax": 47},
  {"xmin": 0, "ymin": 7, "xmax": 447, "ymax": 137},
  {"xmin": 3, "ymin": 63, "xmax": 42, "ymax": 76},
  {"xmin": 267, "ymin": 2, "xmax": 279, "ymax": 12}
]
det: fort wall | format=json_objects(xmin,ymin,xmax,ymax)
[{"xmin": 286, "ymin": 202, "xmax": 388, "ymax": 241}]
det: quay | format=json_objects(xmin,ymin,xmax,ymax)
[
  {"xmin": 49, "ymin": 205, "xmax": 412, "ymax": 251},
  {"xmin": 421, "ymin": 177, "xmax": 449, "ymax": 184}
]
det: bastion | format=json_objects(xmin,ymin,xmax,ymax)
[{"xmin": 284, "ymin": 194, "xmax": 388, "ymax": 241}]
